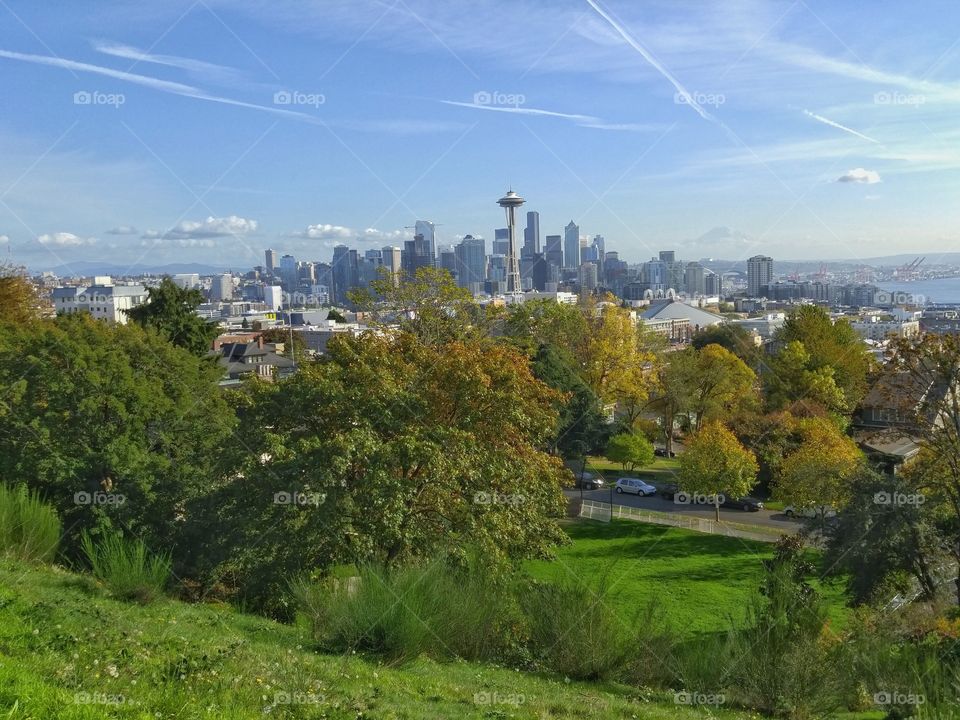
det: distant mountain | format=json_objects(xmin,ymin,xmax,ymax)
[{"xmin": 37, "ymin": 261, "xmax": 232, "ymax": 277}]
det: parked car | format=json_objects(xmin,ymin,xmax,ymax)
[
  {"xmin": 784, "ymin": 505, "xmax": 837, "ymax": 519},
  {"xmin": 720, "ymin": 496, "xmax": 764, "ymax": 512},
  {"xmin": 576, "ymin": 473, "xmax": 604, "ymax": 490},
  {"xmin": 658, "ymin": 484, "xmax": 713, "ymax": 505},
  {"xmin": 654, "ymin": 447, "xmax": 677, "ymax": 458},
  {"xmin": 615, "ymin": 478, "xmax": 657, "ymax": 496}
]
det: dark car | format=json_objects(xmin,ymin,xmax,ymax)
[
  {"xmin": 659, "ymin": 482, "xmax": 680, "ymax": 500},
  {"xmin": 654, "ymin": 447, "xmax": 677, "ymax": 458},
  {"xmin": 720, "ymin": 495, "xmax": 764, "ymax": 512}
]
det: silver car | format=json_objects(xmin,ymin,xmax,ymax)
[{"xmin": 615, "ymin": 478, "xmax": 657, "ymax": 496}]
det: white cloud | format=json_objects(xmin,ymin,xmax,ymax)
[
  {"xmin": 289, "ymin": 224, "xmax": 410, "ymax": 246},
  {"xmin": 106, "ymin": 225, "xmax": 138, "ymax": 235},
  {"xmin": 163, "ymin": 215, "xmax": 258, "ymax": 239},
  {"xmin": 37, "ymin": 232, "xmax": 96, "ymax": 247},
  {"xmin": 836, "ymin": 168, "xmax": 882, "ymax": 184}
]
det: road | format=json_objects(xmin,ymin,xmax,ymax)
[{"xmin": 564, "ymin": 487, "xmax": 805, "ymax": 533}]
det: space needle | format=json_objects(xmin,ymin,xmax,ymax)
[{"xmin": 497, "ymin": 189, "xmax": 524, "ymax": 295}]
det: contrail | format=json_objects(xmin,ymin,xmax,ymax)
[
  {"xmin": 584, "ymin": 0, "xmax": 712, "ymax": 121},
  {"xmin": 440, "ymin": 100, "xmax": 598, "ymax": 123},
  {"xmin": 0, "ymin": 48, "xmax": 319, "ymax": 123},
  {"xmin": 802, "ymin": 109, "xmax": 880, "ymax": 144}
]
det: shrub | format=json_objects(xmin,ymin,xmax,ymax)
[
  {"xmin": 0, "ymin": 484, "xmax": 61, "ymax": 563},
  {"xmin": 519, "ymin": 573, "xmax": 641, "ymax": 681},
  {"xmin": 294, "ymin": 559, "xmax": 518, "ymax": 664},
  {"xmin": 81, "ymin": 531, "xmax": 171, "ymax": 604}
]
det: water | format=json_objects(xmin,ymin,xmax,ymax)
[{"xmin": 877, "ymin": 277, "xmax": 960, "ymax": 305}]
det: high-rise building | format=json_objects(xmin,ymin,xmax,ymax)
[
  {"xmin": 454, "ymin": 235, "xmax": 486, "ymax": 293},
  {"xmin": 496, "ymin": 189, "xmax": 525, "ymax": 294},
  {"xmin": 172, "ymin": 273, "xmax": 200, "ymax": 289},
  {"xmin": 438, "ymin": 245, "xmax": 458, "ymax": 280},
  {"xmin": 685, "ymin": 262, "xmax": 706, "ymax": 296},
  {"xmin": 747, "ymin": 255, "xmax": 774, "ymax": 297},
  {"xmin": 210, "ymin": 273, "xmax": 233, "ymax": 302},
  {"xmin": 402, "ymin": 234, "xmax": 433, "ymax": 277},
  {"xmin": 564, "ymin": 221, "xmax": 580, "ymax": 269},
  {"xmin": 331, "ymin": 245, "xmax": 358, "ymax": 304},
  {"xmin": 264, "ymin": 285, "xmax": 283, "ymax": 311},
  {"xmin": 381, "ymin": 246, "xmax": 402, "ymax": 286},
  {"xmin": 264, "ymin": 248, "xmax": 278, "ymax": 273},
  {"xmin": 704, "ymin": 270, "xmax": 722, "ymax": 296},
  {"xmin": 280, "ymin": 254, "xmax": 298, "ymax": 293},
  {"xmin": 522, "ymin": 211, "xmax": 540, "ymax": 258},
  {"xmin": 545, "ymin": 234, "xmax": 563, "ymax": 269},
  {"xmin": 592, "ymin": 235, "xmax": 605, "ymax": 273},
  {"xmin": 659, "ymin": 250, "xmax": 675, "ymax": 264},
  {"xmin": 579, "ymin": 262, "xmax": 598, "ymax": 292},
  {"xmin": 414, "ymin": 220, "xmax": 437, "ymax": 265},
  {"xmin": 493, "ymin": 227, "xmax": 510, "ymax": 256}
]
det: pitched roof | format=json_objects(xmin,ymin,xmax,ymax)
[{"xmin": 641, "ymin": 299, "xmax": 724, "ymax": 327}]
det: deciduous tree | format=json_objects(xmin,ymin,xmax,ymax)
[
  {"xmin": 606, "ymin": 432, "xmax": 655, "ymax": 472},
  {"xmin": 679, "ymin": 421, "xmax": 759, "ymax": 520}
]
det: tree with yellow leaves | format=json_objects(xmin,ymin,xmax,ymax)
[
  {"xmin": 771, "ymin": 417, "xmax": 863, "ymax": 529},
  {"xmin": 679, "ymin": 421, "xmax": 759, "ymax": 520}
]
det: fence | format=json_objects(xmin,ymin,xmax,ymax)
[{"xmin": 579, "ymin": 499, "xmax": 788, "ymax": 543}]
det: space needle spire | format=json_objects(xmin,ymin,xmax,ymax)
[{"xmin": 497, "ymin": 189, "xmax": 525, "ymax": 295}]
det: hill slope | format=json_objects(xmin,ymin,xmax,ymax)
[{"xmin": 0, "ymin": 559, "xmax": 758, "ymax": 719}]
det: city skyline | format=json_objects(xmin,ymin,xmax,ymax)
[{"xmin": 3, "ymin": 1, "xmax": 960, "ymax": 272}]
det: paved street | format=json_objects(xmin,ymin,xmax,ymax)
[{"xmin": 564, "ymin": 487, "xmax": 805, "ymax": 533}]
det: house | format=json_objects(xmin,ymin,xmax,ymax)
[
  {"xmin": 213, "ymin": 337, "xmax": 295, "ymax": 385},
  {"xmin": 853, "ymin": 367, "xmax": 951, "ymax": 474},
  {"xmin": 51, "ymin": 277, "xmax": 148, "ymax": 324}
]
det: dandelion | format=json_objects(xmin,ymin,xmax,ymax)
[{"xmin": 106, "ymin": 665, "xmax": 119, "ymax": 678}]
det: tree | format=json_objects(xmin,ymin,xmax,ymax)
[
  {"xmin": 363, "ymin": 266, "xmax": 494, "ymax": 346},
  {"xmin": 0, "ymin": 313, "xmax": 235, "ymax": 559},
  {"xmin": 125, "ymin": 277, "xmax": 219, "ymax": 356},
  {"xmin": 687, "ymin": 343, "xmax": 757, "ymax": 431},
  {"xmin": 766, "ymin": 340, "xmax": 848, "ymax": 416},
  {"xmin": 606, "ymin": 432, "xmax": 655, "ymax": 472},
  {"xmin": 532, "ymin": 344, "xmax": 607, "ymax": 462},
  {"xmin": 0, "ymin": 263, "xmax": 40, "ymax": 323},
  {"xmin": 652, "ymin": 348, "xmax": 697, "ymax": 455},
  {"xmin": 887, "ymin": 333, "xmax": 960, "ymax": 602},
  {"xmin": 503, "ymin": 298, "xmax": 589, "ymax": 358},
  {"xmin": 824, "ymin": 468, "xmax": 944, "ymax": 604},
  {"xmin": 691, "ymin": 323, "xmax": 761, "ymax": 369},
  {"xmin": 771, "ymin": 417, "xmax": 863, "ymax": 529},
  {"xmin": 679, "ymin": 421, "xmax": 758, "ymax": 520},
  {"xmin": 191, "ymin": 331, "xmax": 570, "ymax": 616},
  {"xmin": 326, "ymin": 308, "xmax": 346, "ymax": 323},
  {"xmin": 775, "ymin": 305, "xmax": 872, "ymax": 412}
]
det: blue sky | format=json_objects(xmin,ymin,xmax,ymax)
[{"xmin": 2, "ymin": 0, "xmax": 960, "ymax": 272}]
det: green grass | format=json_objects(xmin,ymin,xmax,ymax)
[
  {"xmin": 0, "ymin": 558, "xmax": 766, "ymax": 719},
  {"xmin": 527, "ymin": 520, "xmax": 850, "ymax": 638},
  {"xmin": 583, "ymin": 455, "xmax": 680, "ymax": 481}
]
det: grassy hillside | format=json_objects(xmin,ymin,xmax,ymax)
[
  {"xmin": 527, "ymin": 520, "xmax": 850, "ymax": 637},
  {"xmin": 0, "ymin": 558, "xmax": 763, "ymax": 720}
]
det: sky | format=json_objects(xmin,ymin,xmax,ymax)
[{"xmin": 1, "ymin": 0, "xmax": 960, "ymax": 273}]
